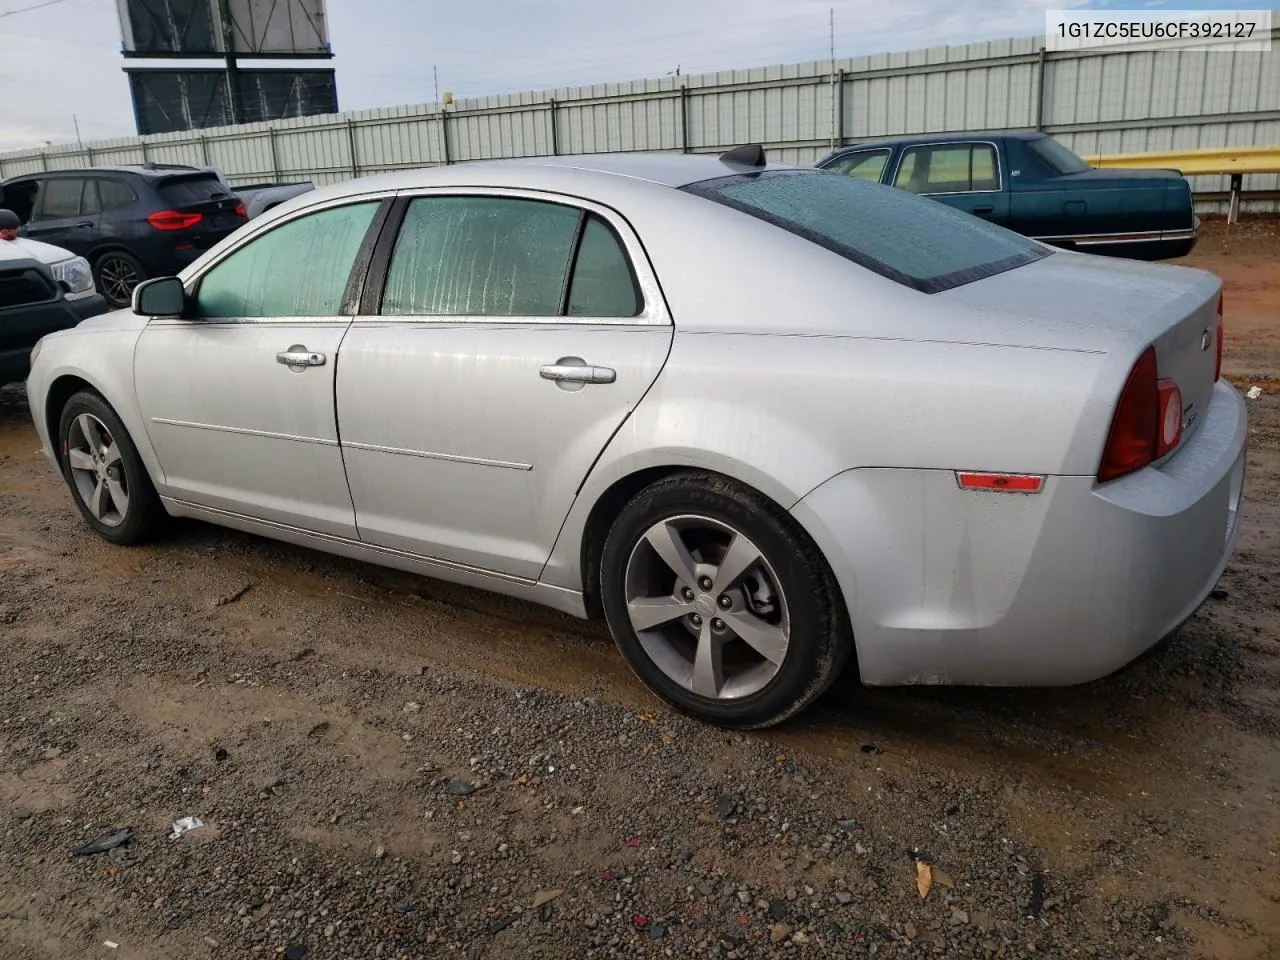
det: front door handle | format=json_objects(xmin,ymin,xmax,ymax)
[
  {"xmin": 540, "ymin": 358, "xmax": 616, "ymax": 385},
  {"xmin": 276, "ymin": 346, "xmax": 326, "ymax": 368},
  {"xmin": 972, "ymin": 205, "xmax": 995, "ymax": 215}
]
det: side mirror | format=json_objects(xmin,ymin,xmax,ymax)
[{"xmin": 132, "ymin": 276, "xmax": 187, "ymax": 317}]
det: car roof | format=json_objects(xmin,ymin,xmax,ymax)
[
  {"xmin": 826, "ymin": 131, "xmax": 1048, "ymax": 154},
  {"xmin": 3, "ymin": 163, "xmax": 212, "ymax": 182},
  {"xmin": 301, "ymin": 153, "xmax": 801, "ymax": 206}
]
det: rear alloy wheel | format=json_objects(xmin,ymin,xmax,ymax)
[
  {"xmin": 94, "ymin": 251, "xmax": 145, "ymax": 309},
  {"xmin": 600, "ymin": 474, "xmax": 851, "ymax": 728},
  {"xmin": 58, "ymin": 390, "xmax": 164, "ymax": 544}
]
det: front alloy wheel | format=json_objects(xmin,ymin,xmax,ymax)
[
  {"xmin": 58, "ymin": 390, "xmax": 164, "ymax": 544},
  {"xmin": 66, "ymin": 413, "xmax": 130, "ymax": 526}
]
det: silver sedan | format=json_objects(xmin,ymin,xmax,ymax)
[{"xmin": 24, "ymin": 148, "xmax": 1247, "ymax": 728}]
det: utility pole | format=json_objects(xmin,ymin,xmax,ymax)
[
  {"xmin": 829, "ymin": 8, "xmax": 837, "ymax": 151},
  {"xmin": 217, "ymin": 0, "xmax": 243, "ymax": 125},
  {"xmin": 72, "ymin": 114, "xmax": 84, "ymax": 151},
  {"xmin": 433, "ymin": 64, "xmax": 440, "ymax": 105}
]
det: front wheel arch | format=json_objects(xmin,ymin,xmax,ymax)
[{"xmin": 44, "ymin": 374, "xmax": 98, "ymax": 470}]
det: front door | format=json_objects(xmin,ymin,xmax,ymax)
[
  {"xmin": 891, "ymin": 141, "xmax": 1011, "ymax": 226},
  {"xmin": 336, "ymin": 191, "xmax": 673, "ymax": 580},
  {"xmin": 134, "ymin": 198, "xmax": 386, "ymax": 538}
]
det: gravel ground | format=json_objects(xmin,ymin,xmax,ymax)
[{"xmin": 1, "ymin": 218, "xmax": 1278, "ymax": 959}]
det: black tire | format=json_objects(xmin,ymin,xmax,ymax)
[
  {"xmin": 58, "ymin": 390, "xmax": 165, "ymax": 545},
  {"xmin": 600, "ymin": 472, "xmax": 852, "ymax": 729},
  {"xmin": 93, "ymin": 251, "xmax": 147, "ymax": 309}
]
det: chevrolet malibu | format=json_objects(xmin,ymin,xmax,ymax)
[{"xmin": 25, "ymin": 148, "xmax": 1246, "ymax": 728}]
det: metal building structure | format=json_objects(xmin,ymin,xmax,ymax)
[
  {"xmin": 116, "ymin": 0, "xmax": 335, "ymax": 133},
  {"xmin": 3, "ymin": 16, "xmax": 1278, "ymax": 212}
]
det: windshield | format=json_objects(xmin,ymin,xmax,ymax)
[
  {"xmin": 1028, "ymin": 136, "xmax": 1092, "ymax": 175},
  {"xmin": 681, "ymin": 170, "xmax": 1047, "ymax": 294}
]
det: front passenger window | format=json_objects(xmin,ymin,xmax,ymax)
[{"xmin": 196, "ymin": 202, "xmax": 378, "ymax": 318}]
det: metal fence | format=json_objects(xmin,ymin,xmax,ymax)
[{"xmin": 3, "ymin": 17, "xmax": 1279, "ymax": 212}]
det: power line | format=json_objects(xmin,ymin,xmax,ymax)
[{"xmin": 0, "ymin": 0, "xmax": 70, "ymax": 19}]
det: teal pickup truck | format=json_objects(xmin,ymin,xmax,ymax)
[{"xmin": 815, "ymin": 132, "xmax": 1198, "ymax": 261}]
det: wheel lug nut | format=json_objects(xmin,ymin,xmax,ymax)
[
  {"xmin": 718, "ymin": 595, "xmax": 732, "ymax": 609},
  {"xmin": 698, "ymin": 576, "xmax": 713, "ymax": 590},
  {"xmin": 711, "ymin": 618, "xmax": 725, "ymax": 631},
  {"xmin": 681, "ymin": 587, "xmax": 694, "ymax": 601},
  {"xmin": 690, "ymin": 613, "xmax": 703, "ymax": 626}
]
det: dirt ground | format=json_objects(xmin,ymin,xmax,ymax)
[{"xmin": 1, "ymin": 218, "xmax": 1278, "ymax": 960}]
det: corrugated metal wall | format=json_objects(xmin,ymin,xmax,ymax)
[{"xmin": 3, "ymin": 19, "xmax": 1278, "ymax": 211}]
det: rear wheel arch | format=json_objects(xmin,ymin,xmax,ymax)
[
  {"xmin": 579, "ymin": 467, "xmax": 855, "ymax": 651},
  {"xmin": 595, "ymin": 468, "xmax": 858, "ymax": 726}
]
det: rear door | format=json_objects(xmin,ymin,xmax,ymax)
[
  {"xmin": 153, "ymin": 173, "xmax": 245, "ymax": 251},
  {"xmin": 335, "ymin": 189, "xmax": 673, "ymax": 580},
  {"xmin": 24, "ymin": 177, "xmax": 100, "ymax": 256},
  {"xmin": 891, "ymin": 141, "xmax": 1010, "ymax": 226}
]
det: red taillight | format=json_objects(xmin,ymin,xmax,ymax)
[
  {"xmin": 234, "ymin": 201, "xmax": 247, "ymax": 219},
  {"xmin": 147, "ymin": 209, "xmax": 203, "ymax": 231},
  {"xmin": 1098, "ymin": 347, "xmax": 1159, "ymax": 482},
  {"xmin": 1214, "ymin": 292, "xmax": 1224, "ymax": 382}
]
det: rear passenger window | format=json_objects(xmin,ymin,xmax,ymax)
[
  {"xmin": 98, "ymin": 179, "xmax": 137, "ymax": 211},
  {"xmin": 382, "ymin": 196, "xmax": 581, "ymax": 317},
  {"xmin": 195, "ymin": 201, "xmax": 378, "ymax": 318},
  {"xmin": 38, "ymin": 178, "xmax": 85, "ymax": 220},
  {"xmin": 895, "ymin": 144, "xmax": 1000, "ymax": 194},
  {"xmin": 80, "ymin": 180, "xmax": 102, "ymax": 216},
  {"xmin": 567, "ymin": 216, "xmax": 640, "ymax": 317}
]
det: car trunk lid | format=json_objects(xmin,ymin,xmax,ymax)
[{"xmin": 939, "ymin": 250, "xmax": 1221, "ymax": 453}]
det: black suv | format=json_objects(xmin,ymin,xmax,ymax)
[{"xmin": 0, "ymin": 164, "xmax": 247, "ymax": 308}]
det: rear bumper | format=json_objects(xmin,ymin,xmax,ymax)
[{"xmin": 792, "ymin": 380, "xmax": 1247, "ymax": 686}]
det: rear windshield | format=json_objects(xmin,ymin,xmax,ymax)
[
  {"xmin": 1028, "ymin": 136, "xmax": 1092, "ymax": 175},
  {"xmin": 681, "ymin": 170, "xmax": 1047, "ymax": 293},
  {"xmin": 158, "ymin": 174, "xmax": 232, "ymax": 207}
]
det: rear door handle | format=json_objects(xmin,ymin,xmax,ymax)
[
  {"xmin": 540, "ymin": 358, "xmax": 616, "ymax": 385},
  {"xmin": 973, "ymin": 205, "xmax": 995, "ymax": 215},
  {"xmin": 276, "ymin": 347, "xmax": 326, "ymax": 367},
  {"xmin": 75, "ymin": 221, "xmax": 94, "ymax": 228}
]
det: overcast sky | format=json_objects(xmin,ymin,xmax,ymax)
[{"xmin": 0, "ymin": 0, "xmax": 1270, "ymax": 151}]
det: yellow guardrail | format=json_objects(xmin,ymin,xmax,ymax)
[
  {"xmin": 1088, "ymin": 145, "xmax": 1280, "ymax": 176},
  {"xmin": 1087, "ymin": 146, "xmax": 1280, "ymax": 222}
]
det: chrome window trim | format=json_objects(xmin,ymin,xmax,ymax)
[
  {"xmin": 364, "ymin": 185, "xmax": 670, "ymax": 327},
  {"xmin": 890, "ymin": 140, "xmax": 1004, "ymax": 197}
]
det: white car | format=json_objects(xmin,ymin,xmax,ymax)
[{"xmin": 23, "ymin": 151, "xmax": 1245, "ymax": 728}]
